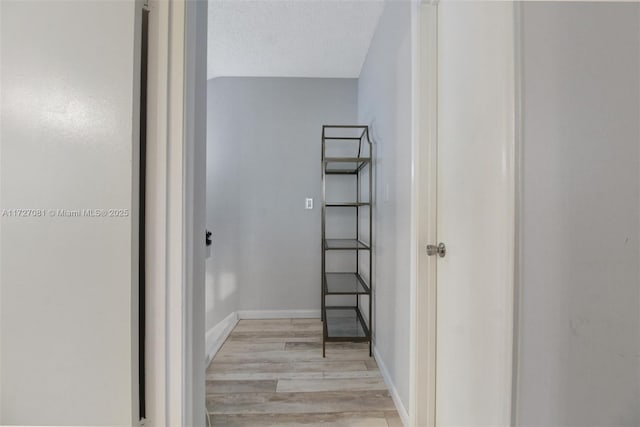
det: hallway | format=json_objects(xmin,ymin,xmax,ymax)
[{"xmin": 206, "ymin": 319, "xmax": 401, "ymax": 426}]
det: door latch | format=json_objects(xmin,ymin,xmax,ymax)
[{"xmin": 426, "ymin": 242, "xmax": 446, "ymax": 258}]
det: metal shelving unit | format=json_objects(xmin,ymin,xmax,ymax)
[{"xmin": 321, "ymin": 125, "xmax": 372, "ymax": 357}]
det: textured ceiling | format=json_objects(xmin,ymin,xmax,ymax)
[{"xmin": 207, "ymin": 0, "xmax": 384, "ymax": 80}]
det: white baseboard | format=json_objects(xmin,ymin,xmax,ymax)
[
  {"xmin": 373, "ymin": 346, "xmax": 409, "ymax": 426},
  {"xmin": 205, "ymin": 311, "xmax": 239, "ymax": 366},
  {"xmin": 237, "ymin": 309, "xmax": 321, "ymax": 319}
]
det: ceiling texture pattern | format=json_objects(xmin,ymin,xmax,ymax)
[{"xmin": 207, "ymin": 0, "xmax": 385, "ymax": 80}]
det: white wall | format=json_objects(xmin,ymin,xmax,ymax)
[
  {"xmin": 0, "ymin": 1, "xmax": 139, "ymax": 425},
  {"xmin": 516, "ymin": 3, "xmax": 640, "ymax": 425},
  {"xmin": 206, "ymin": 77, "xmax": 358, "ymax": 332},
  {"xmin": 357, "ymin": 1, "xmax": 412, "ymax": 414}
]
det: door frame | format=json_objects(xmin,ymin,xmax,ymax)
[
  {"xmin": 145, "ymin": 0, "xmax": 207, "ymax": 425},
  {"xmin": 147, "ymin": 1, "xmax": 445, "ymax": 425},
  {"xmin": 409, "ymin": 1, "xmax": 438, "ymax": 426},
  {"xmin": 145, "ymin": 0, "xmax": 516, "ymax": 425}
]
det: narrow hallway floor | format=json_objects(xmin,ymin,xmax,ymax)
[{"xmin": 206, "ymin": 318, "xmax": 402, "ymax": 427}]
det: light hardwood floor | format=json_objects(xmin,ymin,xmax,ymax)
[{"xmin": 206, "ymin": 319, "xmax": 402, "ymax": 427}]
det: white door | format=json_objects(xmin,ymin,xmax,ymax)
[
  {"xmin": 0, "ymin": 1, "xmax": 140, "ymax": 424},
  {"xmin": 435, "ymin": 2, "xmax": 515, "ymax": 425}
]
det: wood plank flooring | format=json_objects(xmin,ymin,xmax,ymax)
[{"xmin": 206, "ymin": 319, "xmax": 402, "ymax": 427}]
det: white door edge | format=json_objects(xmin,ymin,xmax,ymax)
[{"xmin": 409, "ymin": 2, "xmax": 438, "ymax": 427}]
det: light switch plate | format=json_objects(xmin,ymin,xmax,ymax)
[{"xmin": 305, "ymin": 198, "xmax": 313, "ymax": 209}]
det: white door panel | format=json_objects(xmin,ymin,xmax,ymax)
[
  {"xmin": 0, "ymin": 1, "xmax": 139, "ymax": 424},
  {"xmin": 436, "ymin": 2, "xmax": 515, "ymax": 425}
]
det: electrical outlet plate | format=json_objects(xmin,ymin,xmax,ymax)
[{"xmin": 305, "ymin": 198, "xmax": 313, "ymax": 209}]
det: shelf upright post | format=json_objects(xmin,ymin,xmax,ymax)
[
  {"xmin": 367, "ymin": 127, "xmax": 373, "ymax": 357},
  {"xmin": 321, "ymin": 126, "xmax": 326, "ymax": 323},
  {"xmin": 356, "ymin": 135, "xmax": 360, "ymax": 318}
]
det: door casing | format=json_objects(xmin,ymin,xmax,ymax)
[
  {"xmin": 145, "ymin": 1, "xmax": 516, "ymax": 425},
  {"xmin": 145, "ymin": 0, "xmax": 207, "ymax": 425}
]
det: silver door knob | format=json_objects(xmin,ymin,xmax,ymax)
[{"xmin": 426, "ymin": 242, "xmax": 446, "ymax": 257}]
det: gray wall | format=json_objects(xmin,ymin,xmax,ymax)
[
  {"xmin": 516, "ymin": 3, "xmax": 640, "ymax": 425},
  {"xmin": 357, "ymin": 1, "xmax": 413, "ymax": 412},
  {"xmin": 206, "ymin": 77, "xmax": 358, "ymax": 331}
]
